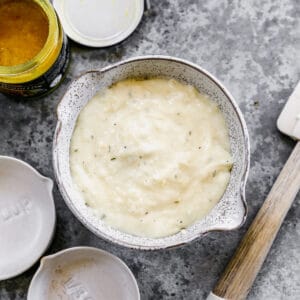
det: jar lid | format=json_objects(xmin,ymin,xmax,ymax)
[
  {"xmin": 0, "ymin": 156, "xmax": 55, "ymax": 280},
  {"xmin": 53, "ymin": 0, "xmax": 144, "ymax": 47}
]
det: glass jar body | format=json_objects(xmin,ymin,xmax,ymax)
[{"xmin": 0, "ymin": 0, "xmax": 70, "ymax": 97}]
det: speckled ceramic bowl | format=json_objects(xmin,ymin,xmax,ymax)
[{"xmin": 53, "ymin": 56, "xmax": 250, "ymax": 250}]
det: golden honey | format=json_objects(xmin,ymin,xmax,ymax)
[
  {"xmin": 0, "ymin": 0, "xmax": 69, "ymax": 97},
  {"xmin": 0, "ymin": 0, "xmax": 49, "ymax": 66}
]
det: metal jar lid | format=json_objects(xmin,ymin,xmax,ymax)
[{"xmin": 53, "ymin": 0, "xmax": 145, "ymax": 47}]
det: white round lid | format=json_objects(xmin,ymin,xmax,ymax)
[
  {"xmin": 28, "ymin": 247, "xmax": 140, "ymax": 300},
  {"xmin": 0, "ymin": 156, "xmax": 55, "ymax": 280},
  {"xmin": 53, "ymin": 0, "xmax": 144, "ymax": 47}
]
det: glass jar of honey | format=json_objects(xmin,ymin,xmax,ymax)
[{"xmin": 0, "ymin": 0, "xmax": 69, "ymax": 97}]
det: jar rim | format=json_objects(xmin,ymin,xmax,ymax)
[{"xmin": 0, "ymin": 0, "xmax": 61, "ymax": 83}]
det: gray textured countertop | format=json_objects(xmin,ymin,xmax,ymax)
[{"xmin": 0, "ymin": 0, "xmax": 299, "ymax": 299}]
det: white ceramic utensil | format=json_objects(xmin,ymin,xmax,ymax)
[
  {"xmin": 208, "ymin": 82, "xmax": 300, "ymax": 300},
  {"xmin": 28, "ymin": 247, "xmax": 140, "ymax": 300},
  {"xmin": 0, "ymin": 156, "xmax": 55, "ymax": 280}
]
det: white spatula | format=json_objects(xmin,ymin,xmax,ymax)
[{"xmin": 208, "ymin": 82, "xmax": 300, "ymax": 300}]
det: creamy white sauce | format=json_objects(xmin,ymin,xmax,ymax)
[{"xmin": 70, "ymin": 79, "xmax": 233, "ymax": 238}]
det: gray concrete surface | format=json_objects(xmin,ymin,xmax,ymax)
[{"xmin": 0, "ymin": 0, "xmax": 299, "ymax": 299}]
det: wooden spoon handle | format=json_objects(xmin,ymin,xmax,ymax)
[{"xmin": 209, "ymin": 141, "xmax": 300, "ymax": 300}]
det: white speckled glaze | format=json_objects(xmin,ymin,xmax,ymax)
[{"xmin": 53, "ymin": 56, "xmax": 250, "ymax": 250}]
